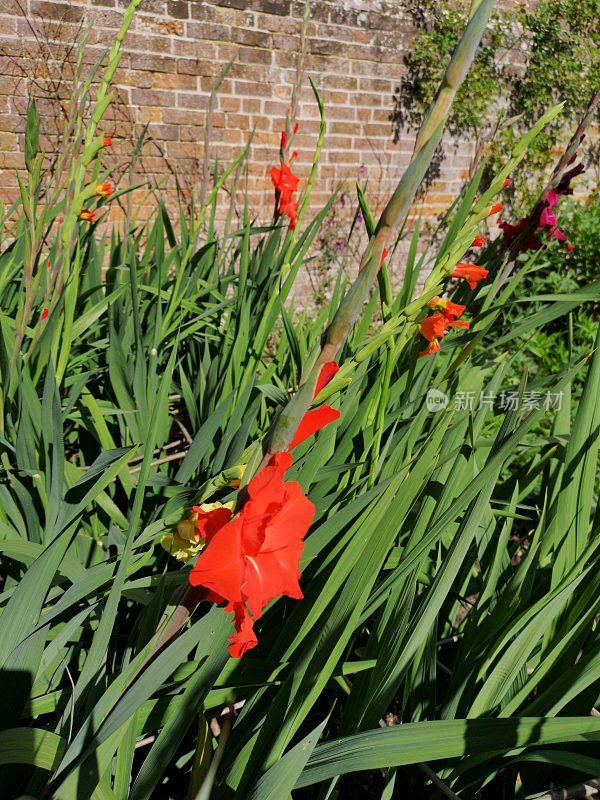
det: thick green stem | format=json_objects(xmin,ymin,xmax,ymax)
[{"xmin": 259, "ymin": 0, "xmax": 497, "ymax": 468}]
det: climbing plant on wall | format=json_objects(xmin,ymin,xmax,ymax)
[{"xmin": 392, "ymin": 0, "xmax": 600, "ymax": 208}]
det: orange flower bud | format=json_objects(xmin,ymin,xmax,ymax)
[
  {"xmin": 96, "ymin": 181, "xmax": 114, "ymax": 199},
  {"xmin": 451, "ymin": 262, "xmax": 488, "ymax": 290}
]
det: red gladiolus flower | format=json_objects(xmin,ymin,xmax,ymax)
[
  {"xmin": 420, "ymin": 339, "xmax": 441, "ymax": 357},
  {"xmin": 289, "ymin": 405, "xmax": 340, "ymax": 450},
  {"xmin": 379, "ymin": 247, "xmax": 390, "ymax": 267},
  {"xmin": 314, "ymin": 361, "xmax": 339, "ymax": 396},
  {"xmin": 556, "ymin": 162, "xmax": 584, "ymax": 195},
  {"xmin": 419, "ymin": 301, "xmax": 469, "ymax": 358},
  {"xmin": 292, "ymin": 121, "xmax": 299, "ymax": 135},
  {"xmin": 270, "ymin": 157, "xmax": 300, "ymax": 230},
  {"xmin": 289, "ymin": 361, "xmax": 340, "ymax": 450},
  {"xmin": 498, "ymin": 218, "xmax": 541, "ymax": 252},
  {"xmin": 419, "ymin": 311, "xmax": 469, "ymax": 358},
  {"xmin": 500, "ymin": 162, "xmax": 583, "ymax": 253},
  {"xmin": 502, "ymin": 178, "xmax": 512, "ymax": 188},
  {"xmin": 451, "ymin": 262, "xmax": 489, "ymax": 290},
  {"xmin": 488, "ymin": 203, "xmax": 503, "ymax": 216},
  {"xmin": 420, "ymin": 312, "xmax": 469, "ymax": 341},
  {"xmin": 538, "ymin": 189, "xmax": 568, "ymax": 243},
  {"xmin": 428, "ymin": 296, "xmax": 466, "ymax": 318},
  {"xmin": 191, "ymin": 504, "xmax": 233, "ymax": 541},
  {"xmin": 566, "ymin": 243, "xmax": 575, "ymax": 252},
  {"xmin": 40, "ymin": 307, "xmax": 49, "ymax": 322},
  {"xmin": 103, "ymin": 135, "xmax": 112, "ymax": 147},
  {"xmin": 471, "ymin": 235, "xmax": 486, "ymax": 248},
  {"xmin": 280, "ymin": 196, "xmax": 299, "ymax": 230},
  {"xmin": 96, "ymin": 181, "xmax": 114, "ymax": 199},
  {"xmin": 80, "ymin": 209, "xmax": 98, "ymax": 222},
  {"xmin": 189, "ymin": 451, "xmax": 315, "ymax": 658}
]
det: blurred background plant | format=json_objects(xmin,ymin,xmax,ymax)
[{"xmin": 503, "ymin": 196, "xmax": 599, "ymax": 388}]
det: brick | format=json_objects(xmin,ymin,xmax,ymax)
[
  {"xmin": 190, "ymin": 3, "xmax": 220, "ymax": 21},
  {"xmin": 199, "ymin": 75, "xmax": 233, "ymax": 92},
  {"xmin": 186, "ymin": 20, "xmax": 230, "ymax": 40},
  {"xmin": 234, "ymin": 80, "xmax": 271, "ymax": 96},
  {"xmin": 180, "ymin": 124, "xmax": 205, "ymax": 141},
  {"xmin": 124, "ymin": 32, "xmax": 173, "ymax": 53},
  {"xmin": 0, "ymin": 132, "xmax": 19, "ymax": 150},
  {"xmin": 148, "ymin": 123, "xmax": 180, "ymax": 141},
  {"xmin": 213, "ymin": 0, "xmax": 247, "ymax": 10},
  {"xmin": 177, "ymin": 92, "xmax": 209, "ymax": 110},
  {"xmin": 114, "ymin": 68, "xmax": 153, "ymax": 89},
  {"xmin": 135, "ymin": 89, "xmax": 173, "ymax": 107},
  {"xmin": 30, "ymin": 1, "xmax": 86, "ymax": 22},
  {"xmin": 168, "ymin": 1, "xmax": 189, "ymax": 19},
  {"xmin": 150, "ymin": 71, "xmax": 197, "ymax": 89},
  {"xmin": 290, "ymin": 0, "xmax": 325, "ymax": 21},
  {"xmin": 241, "ymin": 97, "xmax": 261, "ymax": 113},
  {"xmin": 137, "ymin": 17, "xmax": 184, "ymax": 36},
  {"xmin": 218, "ymin": 95, "xmax": 241, "ymax": 111},
  {"xmin": 176, "ymin": 57, "xmax": 220, "ymax": 77},
  {"xmin": 230, "ymin": 26, "xmax": 271, "ymax": 48},
  {"xmin": 119, "ymin": 0, "xmax": 166, "ymax": 11},
  {"xmin": 128, "ymin": 53, "xmax": 177, "ymax": 73},
  {"xmin": 0, "ymin": 113, "xmax": 25, "ymax": 133},
  {"xmin": 0, "ymin": 16, "xmax": 18, "ymax": 36},
  {"xmin": 257, "ymin": 0, "xmax": 291, "ymax": 15},
  {"xmin": 238, "ymin": 45, "xmax": 271, "ymax": 65},
  {"xmin": 256, "ymin": 12, "xmax": 297, "ymax": 34}
]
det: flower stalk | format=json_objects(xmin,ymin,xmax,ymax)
[{"xmin": 260, "ymin": 0, "xmax": 497, "ymax": 469}]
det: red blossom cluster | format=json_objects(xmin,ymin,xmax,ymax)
[
  {"xmin": 270, "ymin": 127, "xmax": 301, "ymax": 230},
  {"xmin": 80, "ymin": 135, "xmax": 114, "ymax": 223},
  {"xmin": 188, "ymin": 362, "xmax": 340, "ymax": 658},
  {"xmin": 96, "ymin": 181, "xmax": 114, "ymax": 199},
  {"xmin": 499, "ymin": 157, "xmax": 584, "ymax": 252},
  {"xmin": 419, "ymin": 297, "xmax": 470, "ymax": 357},
  {"xmin": 451, "ymin": 262, "xmax": 489, "ymax": 291},
  {"xmin": 418, "ymin": 263, "xmax": 489, "ymax": 356}
]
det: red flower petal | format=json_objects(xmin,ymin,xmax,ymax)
[
  {"xmin": 191, "ymin": 505, "xmax": 233, "ymax": 543},
  {"xmin": 189, "ymin": 516, "xmax": 245, "ymax": 603},
  {"xmin": 228, "ymin": 604, "xmax": 258, "ymax": 658},
  {"xmin": 289, "ymin": 404, "xmax": 340, "ymax": 450},
  {"xmin": 314, "ymin": 361, "xmax": 339, "ymax": 397},
  {"xmin": 247, "ymin": 450, "xmax": 293, "ymax": 497}
]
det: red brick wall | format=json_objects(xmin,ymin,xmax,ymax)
[{"xmin": 0, "ymin": 0, "xmax": 473, "ymax": 226}]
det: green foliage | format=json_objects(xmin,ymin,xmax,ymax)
[
  {"xmin": 0, "ymin": 3, "xmax": 599, "ymax": 799},
  {"xmin": 503, "ymin": 198, "xmax": 599, "ymax": 383}
]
